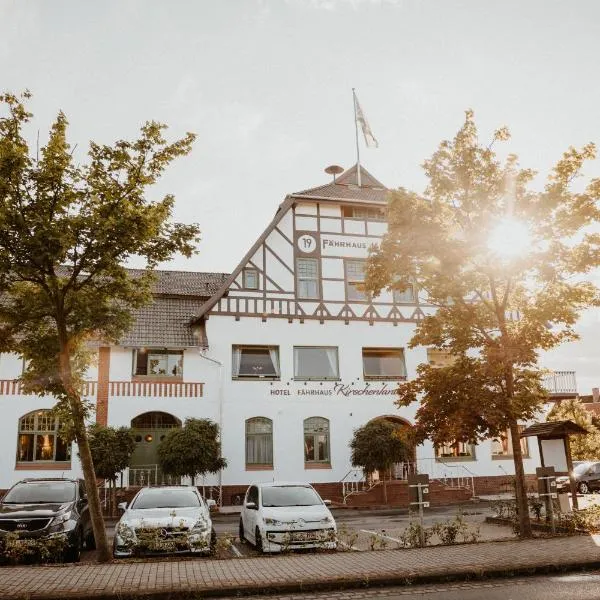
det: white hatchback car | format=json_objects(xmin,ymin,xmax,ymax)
[
  {"xmin": 113, "ymin": 486, "xmax": 216, "ymax": 558},
  {"xmin": 239, "ymin": 482, "xmax": 337, "ymax": 553}
]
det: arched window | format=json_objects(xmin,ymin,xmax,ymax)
[
  {"xmin": 245, "ymin": 417, "xmax": 273, "ymax": 468},
  {"xmin": 17, "ymin": 410, "xmax": 70, "ymax": 464},
  {"xmin": 304, "ymin": 417, "xmax": 330, "ymax": 464},
  {"xmin": 131, "ymin": 412, "xmax": 181, "ymax": 429}
]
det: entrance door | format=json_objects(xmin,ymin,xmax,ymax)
[{"xmin": 130, "ymin": 412, "xmax": 181, "ymax": 485}]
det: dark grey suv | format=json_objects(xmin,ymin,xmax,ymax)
[
  {"xmin": 0, "ymin": 478, "xmax": 94, "ymax": 562},
  {"xmin": 556, "ymin": 462, "xmax": 600, "ymax": 494}
]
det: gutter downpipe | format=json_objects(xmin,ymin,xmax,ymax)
[{"xmin": 198, "ymin": 350, "xmax": 225, "ymax": 507}]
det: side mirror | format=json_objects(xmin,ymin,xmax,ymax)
[
  {"xmin": 118, "ymin": 502, "xmax": 128, "ymax": 512},
  {"xmin": 323, "ymin": 499, "xmax": 332, "ymax": 506},
  {"xmin": 81, "ymin": 493, "xmax": 88, "ymax": 502},
  {"xmin": 206, "ymin": 499, "xmax": 217, "ymax": 509},
  {"xmin": 245, "ymin": 501, "xmax": 257, "ymax": 510}
]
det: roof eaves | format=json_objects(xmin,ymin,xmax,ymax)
[{"xmin": 290, "ymin": 193, "xmax": 388, "ymax": 205}]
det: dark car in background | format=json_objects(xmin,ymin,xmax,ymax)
[
  {"xmin": 556, "ymin": 462, "xmax": 600, "ymax": 494},
  {"xmin": 0, "ymin": 478, "xmax": 94, "ymax": 562}
]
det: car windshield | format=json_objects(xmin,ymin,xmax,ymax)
[
  {"xmin": 3, "ymin": 482, "xmax": 76, "ymax": 504},
  {"xmin": 261, "ymin": 486, "xmax": 322, "ymax": 507},
  {"xmin": 131, "ymin": 489, "xmax": 201, "ymax": 509}
]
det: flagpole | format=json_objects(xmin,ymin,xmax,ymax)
[{"xmin": 352, "ymin": 88, "xmax": 362, "ymax": 187}]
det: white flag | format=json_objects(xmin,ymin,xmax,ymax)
[{"xmin": 354, "ymin": 92, "xmax": 378, "ymax": 148}]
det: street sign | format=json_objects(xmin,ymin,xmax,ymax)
[{"xmin": 407, "ymin": 473, "xmax": 429, "ymax": 506}]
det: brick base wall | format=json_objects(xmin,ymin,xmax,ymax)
[{"xmin": 113, "ymin": 474, "xmax": 539, "ymax": 511}]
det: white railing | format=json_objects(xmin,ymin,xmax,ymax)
[
  {"xmin": 542, "ymin": 371, "xmax": 577, "ymax": 395},
  {"xmin": 415, "ymin": 458, "xmax": 476, "ymax": 497},
  {"xmin": 126, "ymin": 465, "xmax": 182, "ymax": 487},
  {"xmin": 341, "ymin": 468, "xmax": 368, "ymax": 503},
  {"xmin": 0, "ymin": 379, "xmax": 97, "ymax": 396},
  {"xmin": 109, "ymin": 381, "xmax": 204, "ymax": 398}
]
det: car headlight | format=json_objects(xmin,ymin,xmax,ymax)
[
  {"xmin": 319, "ymin": 515, "xmax": 334, "ymax": 524},
  {"xmin": 264, "ymin": 517, "xmax": 284, "ymax": 526},
  {"xmin": 50, "ymin": 511, "xmax": 72, "ymax": 526},
  {"xmin": 117, "ymin": 523, "xmax": 135, "ymax": 539},
  {"xmin": 192, "ymin": 518, "xmax": 210, "ymax": 533}
]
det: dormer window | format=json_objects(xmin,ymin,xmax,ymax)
[{"xmin": 243, "ymin": 268, "xmax": 259, "ymax": 290}]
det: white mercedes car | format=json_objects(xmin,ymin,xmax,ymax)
[
  {"xmin": 113, "ymin": 486, "xmax": 216, "ymax": 558},
  {"xmin": 239, "ymin": 482, "xmax": 337, "ymax": 553}
]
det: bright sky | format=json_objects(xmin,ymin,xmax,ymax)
[{"xmin": 1, "ymin": 0, "xmax": 599, "ymax": 393}]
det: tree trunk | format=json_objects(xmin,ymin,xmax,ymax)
[
  {"xmin": 58, "ymin": 345, "xmax": 111, "ymax": 562},
  {"xmin": 383, "ymin": 474, "xmax": 388, "ymax": 504},
  {"xmin": 509, "ymin": 418, "xmax": 533, "ymax": 538},
  {"xmin": 109, "ymin": 479, "xmax": 116, "ymax": 517}
]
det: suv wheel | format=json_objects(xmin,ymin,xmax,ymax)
[
  {"xmin": 65, "ymin": 530, "xmax": 82, "ymax": 563},
  {"xmin": 578, "ymin": 481, "xmax": 590, "ymax": 494}
]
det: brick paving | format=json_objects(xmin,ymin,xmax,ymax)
[{"xmin": 1, "ymin": 536, "xmax": 600, "ymax": 600}]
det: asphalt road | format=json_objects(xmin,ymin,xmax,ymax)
[{"xmin": 211, "ymin": 570, "xmax": 600, "ymax": 599}]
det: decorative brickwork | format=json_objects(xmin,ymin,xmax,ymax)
[{"xmin": 95, "ymin": 347, "xmax": 110, "ymax": 426}]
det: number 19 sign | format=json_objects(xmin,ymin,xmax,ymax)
[{"xmin": 297, "ymin": 234, "xmax": 317, "ymax": 254}]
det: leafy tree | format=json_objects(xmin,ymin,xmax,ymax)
[
  {"xmin": 366, "ymin": 110, "xmax": 599, "ymax": 537},
  {"xmin": 349, "ymin": 420, "xmax": 412, "ymax": 503},
  {"xmin": 87, "ymin": 425, "xmax": 136, "ymax": 517},
  {"xmin": 548, "ymin": 398, "xmax": 600, "ymax": 461},
  {"xmin": 0, "ymin": 91, "xmax": 200, "ymax": 561},
  {"xmin": 157, "ymin": 418, "xmax": 227, "ymax": 482}
]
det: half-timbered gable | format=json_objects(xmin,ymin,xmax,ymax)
[{"xmin": 196, "ymin": 165, "xmax": 428, "ymax": 324}]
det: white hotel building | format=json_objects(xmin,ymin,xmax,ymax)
[{"xmin": 0, "ymin": 165, "xmax": 578, "ymax": 503}]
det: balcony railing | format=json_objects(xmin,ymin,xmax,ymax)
[
  {"xmin": 0, "ymin": 379, "xmax": 203, "ymax": 398},
  {"xmin": 0, "ymin": 380, "xmax": 97, "ymax": 396},
  {"xmin": 542, "ymin": 371, "xmax": 577, "ymax": 396}
]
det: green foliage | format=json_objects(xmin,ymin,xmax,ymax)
[
  {"xmin": 367, "ymin": 110, "xmax": 599, "ymax": 445},
  {"xmin": 87, "ymin": 425, "xmax": 136, "ymax": 481},
  {"xmin": 548, "ymin": 398, "xmax": 600, "ymax": 461},
  {"xmin": 366, "ymin": 110, "xmax": 600, "ymax": 536},
  {"xmin": 157, "ymin": 418, "xmax": 227, "ymax": 480},
  {"xmin": 0, "ymin": 91, "xmax": 201, "ymax": 561},
  {"xmin": 0, "ymin": 91, "xmax": 200, "ymax": 397},
  {"xmin": 117, "ymin": 520, "xmax": 212, "ymax": 556},
  {"xmin": 430, "ymin": 512, "xmax": 481, "ymax": 545},
  {"xmin": 399, "ymin": 521, "xmax": 432, "ymax": 548},
  {"xmin": 0, "ymin": 532, "xmax": 69, "ymax": 565},
  {"xmin": 349, "ymin": 420, "xmax": 411, "ymax": 475}
]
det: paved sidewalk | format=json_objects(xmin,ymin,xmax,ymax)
[{"xmin": 1, "ymin": 535, "xmax": 600, "ymax": 600}]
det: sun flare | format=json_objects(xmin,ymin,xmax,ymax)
[{"xmin": 487, "ymin": 218, "xmax": 531, "ymax": 259}]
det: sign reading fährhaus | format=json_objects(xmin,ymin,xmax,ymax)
[{"xmin": 269, "ymin": 382, "xmax": 402, "ymax": 397}]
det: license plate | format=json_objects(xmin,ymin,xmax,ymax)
[{"xmin": 293, "ymin": 531, "xmax": 319, "ymax": 541}]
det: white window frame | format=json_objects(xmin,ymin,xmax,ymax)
[
  {"xmin": 345, "ymin": 259, "xmax": 367, "ymax": 302},
  {"xmin": 245, "ymin": 417, "xmax": 273, "ymax": 467},
  {"xmin": 16, "ymin": 410, "xmax": 71, "ymax": 464},
  {"xmin": 362, "ymin": 347, "xmax": 407, "ymax": 380},
  {"xmin": 491, "ymin": 427, "xmax": 529, "ymax": 458},
  {"xmin": 393, "ymin": 284, "xmax": 417, "ymax": 304},
  {"xmin": 293, "ymin": 346, "xmax": 339, "ymax": 381},
  {"xmin": 232, "ymin": 345, "xmax": 280, "ymax": 379},
  {"xmin": 134, "ymin": 349, "xmax": 183, "ymax": 378},
  {"xmin": 296, "ymin": 258, "xmax": 319, "ymax": 300},
  {"xmin": 304, "ymin": 417, "xmax": 331, "ymax": 464},
  {"xmin": 243, "ymin": 268, "xmax": 259, "ymax": 290},
  {"xmin": 435, "ymin": 441, "xmax": 476, "ymax": 460}
]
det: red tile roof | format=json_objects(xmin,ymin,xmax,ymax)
[{"xmin": 291, "ymin": 164, "xmax": 388, "ymax": 204}]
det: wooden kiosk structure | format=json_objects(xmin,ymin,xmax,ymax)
[{"xmin": 520, "ymin": 420, "xmax": 588, "ymax": 510}]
